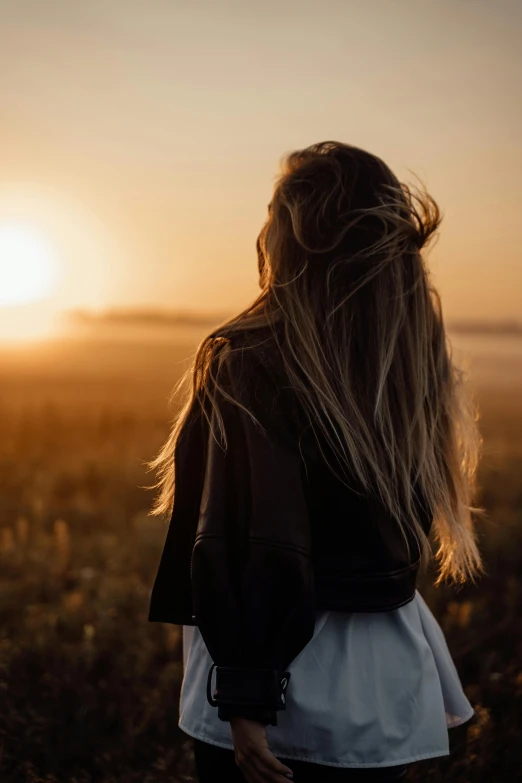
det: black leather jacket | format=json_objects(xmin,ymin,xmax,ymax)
[{"xmin": 148, "ymin": 329, "xmax": 433, "ymax": 726}]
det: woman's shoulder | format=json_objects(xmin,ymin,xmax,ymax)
[
  {"xmin": 208, "ymin": 324, "xmax": 284, "ymax": 381},
  {"xmin": 207, "ymin": 324, "xmax": 304, "ymax": 446},
  {"xmin": 212, "ymin": 321, "xmax": 280, "ymax": 350}
]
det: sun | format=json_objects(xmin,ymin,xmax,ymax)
[{"xmin": 0, "ymin": 223, "xmax": 59, "ymax": 306}]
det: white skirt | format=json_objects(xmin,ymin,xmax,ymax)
[{"xmin": 178, "ymin": 589, "xmax": 474, "ymax": 768}]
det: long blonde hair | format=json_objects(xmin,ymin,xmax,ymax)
[{"xmin": 146, "ymin": 141, "xmax": 484, "ymax": 588}]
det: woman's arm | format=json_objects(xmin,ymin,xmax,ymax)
[{"xmin": 191, "ymin": 346, "xmax": 316, "ymax": 726}]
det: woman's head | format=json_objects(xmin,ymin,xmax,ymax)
[
  {"xmin": 257, "ymin": 142, "xmax": 435, "ymax": 296},
  {"xmin": 148, "ymin": 141, "xmax": 484, "ymax": 587}
]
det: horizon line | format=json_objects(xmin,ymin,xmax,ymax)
[{"xmin": 62, "ymin": 307, "xmax": 522, "ymax": 334}]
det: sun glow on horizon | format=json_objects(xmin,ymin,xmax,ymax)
[{"xmin": 0, "ymin": 224, "xmax": 59, "ymax": 307}]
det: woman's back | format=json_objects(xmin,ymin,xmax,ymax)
[{"xmin": 212, "ymin": 323, "xmax": 434, "ymax": 606}]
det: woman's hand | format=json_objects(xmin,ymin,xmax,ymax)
[{"xmin": 230, "ymin": 715, "xmax": 294, "ymax": 782}]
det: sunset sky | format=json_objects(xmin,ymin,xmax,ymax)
[{"xmin": 0, "ymin": 0, "xmax": 521, "ymax": 334}]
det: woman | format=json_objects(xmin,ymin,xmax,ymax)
[{"xmin": 147, "ymin": 141, "xmax": 484, "ymax": 782}]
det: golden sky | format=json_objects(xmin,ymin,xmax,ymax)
[{"xmin": 0, "ymin": 0, "xmax": 521, "ymax": 323}]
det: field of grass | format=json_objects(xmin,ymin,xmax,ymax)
[{"xmin": 0, "ymin": 334, "xmax": 521, "ymax": 782}]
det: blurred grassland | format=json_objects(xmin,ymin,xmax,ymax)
[{"xmin": 0, "ymin": 333, "xmax": 521, "ymax": 782}]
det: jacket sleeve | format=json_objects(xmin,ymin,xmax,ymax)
[{"xmin": 190, "ymin": 347, "xmax": 316, "ymax": 726}]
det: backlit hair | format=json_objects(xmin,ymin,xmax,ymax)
[{"xmin": 147, "ymin": 141, "xmax": 484, "ymax": 587}]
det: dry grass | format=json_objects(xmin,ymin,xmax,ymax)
[{"xmin": 0, "ymin": 335, "xmax": 521, "ymax": 782}]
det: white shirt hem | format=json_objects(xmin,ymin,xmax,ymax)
[
  {"xmin": 446, "ymin": 706, "xmax": 475, "ymax": 729},
  {"xmin": 178, "ymin": 721, "xmax": 453, "ymax": 768}
]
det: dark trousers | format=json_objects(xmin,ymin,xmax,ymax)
[{"xmin": 193, "ymin": 738, "xmax": 409, "ymax": 783}]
